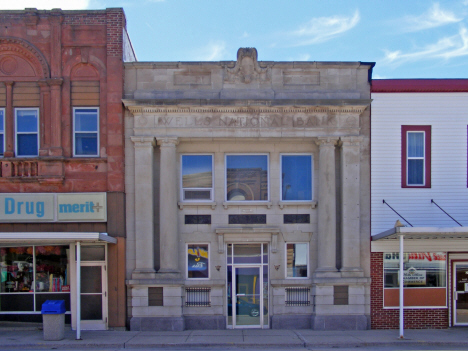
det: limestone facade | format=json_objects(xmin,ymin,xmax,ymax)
[{"xmin": 124, "ymin": 48, "xmax": 373, "ymax": 330}]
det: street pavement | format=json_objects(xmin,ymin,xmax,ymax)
[{"xmin": 1, "ymin": 324, "xmax": 468, "ymax": 349}]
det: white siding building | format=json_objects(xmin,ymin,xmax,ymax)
[{"xmin": 370, "ymin": 79, "xmax": 468, "ymax": 329}]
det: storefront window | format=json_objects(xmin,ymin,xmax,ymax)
[
  {"xmin": 0, "ymin": 247, "xmax": 33, "ymax": 293},
  {"xmin": 384, "ymin": 252, "xmax": 446, "ymax": 288},
  {"xmin": 35, "ymin": 246, "xmax": 68, "ymax": 292},
  {"xmin": 187, "ymin": 244, "xmax": 209, "ymax": 279}
]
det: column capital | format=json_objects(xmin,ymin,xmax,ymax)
[
  {"xmin": 157, "ymin": 136, "xmax": 179, "ymax": 147},
  {"xmin": 316, "ymin": 136, "xmax": 339, "ymax": 147},
  {"xmin": 4, "ymin": 81, "xmax": 14, "ymax": 87},
  {"xmin": 131, "ymin": 136, "xmax": 156, "ymax": 147},
  {"xmin": 47, "ymin": 78, "xmax": 63, "ymax": 87},
  {"xmin": 340, "ymin": 135, "xmax": 364, "ymax": 146}
]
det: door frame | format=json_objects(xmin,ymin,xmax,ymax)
[
  {"xmin": 79, "ymin": 261, "xmax": 108, "ymax": 330},
  {"xmin": 453, "ymin": 261, "xmax": 468, "ymax": 326},
  {"xmin": 232, "ymin": 265, "xmax": 263, "ymax": 329}
]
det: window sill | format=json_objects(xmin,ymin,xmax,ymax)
[
  {"xmin": 178, "ymin": 201, "xmax": 217, "ymax": 210},
  {"xmin": 278, "ymin": 201, "xmax": 317, "ymax": 209},
  {"xmin": 222, "ymin": 201, "xmax": 273, "ymax": 209}
]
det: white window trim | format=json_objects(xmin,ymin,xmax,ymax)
[
  {"xmin": 225, "ymin": 153, "xmax": 270, "ymax": 202},
  {"xmin": 180, "ymin": 154, "xmax": 214, "ymax": 202},
  {"xmin": 73, "ymin": 107, "xmax": 100, "ymax": 157},
  {"xmin": 15, "ymin": 108, "xmax": 39, "ymax": 157},
  {"xmin": 285, "ymin": 242, "xmax": 309, "ymax": 279},
  {"xmin": 186, "ymin": 243, "xmax": 210, "ymax": 280},
  {"xmin": 406, "ymin": 131, "xmax": 425, "ymax": 186},
  {"xmin": 280, "ymin": 153, "xmax": 314, "ymax": 202},
  {"xmin": 0, "ymin": 108, "xmax": 4, "ymax": 157}
]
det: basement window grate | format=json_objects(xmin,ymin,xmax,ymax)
[
  {"xmin": 185, "ymin": 287, "xmax": 211, "ymax": 307},
  {"xmin": 285, "ymin": 287, "xmax": 310, "ymax": 306}
]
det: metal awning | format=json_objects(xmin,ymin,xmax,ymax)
[
  {"xmin": 372, "ymin": 227, "xmax": 468, "ymax": 241},
  {"xmin": 0, "ymin": 232, "xmax": 117, "ymax": 245}
]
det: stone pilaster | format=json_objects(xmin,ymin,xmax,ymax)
[
  {"xmin": 157, "ymin": 137, "xmax": 180, "ymax": 274},
  {"xmin": 131, "ymin": 136, "xmax": 156, "ymax": 279},
  {"xmin": 48, "ymin": 78, "xmax": 63, "ymax": 156},
  {"xmin": 340, "ymin": 136, "xmax": 364, "ymax": 276},
  {"xmin": 315, "ymin": 137, "xmax": 339, "ymax": 276},
  {"xmin": 3, "ymin": 81, "xmax": 14, "ymax": 158}
]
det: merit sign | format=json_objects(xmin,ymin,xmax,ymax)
[{"xmin": 0, "ymin": 193, "xmax": 107, "ymax": 222}]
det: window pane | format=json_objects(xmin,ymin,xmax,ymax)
[
  {"xmin": 16, "ymin": 110, "xmax": 38, "ymax": 132},
  {"xmin": 80, "ymin": 245, "xmax": 105, "ymax": 261},
  {"xmin": 384, "ymin": 252, "xmax": 446, "ymax": 288},
  {"xmin": 281, "ymin": 155, "xmax": 312, "ymax": 201},
  {"xmin": 0, "ymin": 247, "xmax": 33, "ymax": 293},
  {"xmin": 286, "ymin": 243, "xmax": 308, "ymax": 278},
  {"xmin": 182, "ymin": 155, "xmax": 212, "ymax": 188},
  {"xmin": 408, "ymin": 132, "xmax": 424, "ymax": 157},
  {"xmin": 75, "ymin": 133, "xmax": 98, "ymax": 155},
  {"xmin": 0, "ymin": 110, "xmax": 4, "ymax": 132},
  {"xmin": 35, "ymin": 246, "xmax": 68, "ymax": 292},
  {"xmin": 226, "ymin": 155, "xmax": 268, "ymax": 201},
  {"xmin": 233, "ymin": 244, "xmax": 261, "ymax": 264},
  {"xmin": 75, "ymin": 110, "xmax": 98, "ymax": 132},
  {"xmin": 408, "ymin": 159, "xmax": 424, "ymax": 185},
  {"xmin": 17, "ymin": 134, "xmax": 38, "ymax": 156},
  {"xmin": 0, "ymin": 134, "xmax": 3, "ymax": 156},
  {"xmin": 187, "ymin": 244, "xmax": 209, "ymax": 279}
]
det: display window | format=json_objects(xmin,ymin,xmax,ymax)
[
  {"xmin": 187, "ymin": 244, "xmax": 209, "ymax": 279},
  {"xmin": 0, "ymin": 246, "xmax": 70, "ymax": 313}
]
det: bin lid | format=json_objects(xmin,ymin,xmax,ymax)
[{"xmin": 41, "ymin": 300, "xmax": 66, "ymax": 314}]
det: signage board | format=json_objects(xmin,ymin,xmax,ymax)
[{"xmin": 0, "ymin": 193, "xmax": 107, "ymax": 222}]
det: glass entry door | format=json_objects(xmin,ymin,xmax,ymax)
[
  {"xmin": 227, "ymin": 243, "xmax": 268, "ymax": 329},
  {"xmin": 454, "ymin": 262, "xmax": 468, "ymax": 325},
  {"xmin": 80, "ymin": 263, "xmax": 107, "ymax": 330}
]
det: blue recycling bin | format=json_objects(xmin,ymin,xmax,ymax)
[{"xmin": 41, "ymin": 300, "xmax": 66, "ymax": 341}]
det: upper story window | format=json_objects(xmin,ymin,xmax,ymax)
[
  {"xmin": 401, "ymin": 125, "xmax": 431, "ymax": 188},
  {"xmin": 15, "ymin": 108, "xmax": 39, "ymax": 157},
  {"xmin": 226, "ymin": 154, "xmax": 269, "ymax": 202},
  {"xmin": 181, "ymin": 154, "xmax": 213, "ymax": 201},
  {"xmin": 73, "ymin": 108, "xmax": 99, "ymax": 157},
  {"xmin": 281, "ymin": 154, "xmax": 312, "ymax": 201},
  {"xmin": 0, "ymin": 108, "xmax": 4, "ymax": 157}
]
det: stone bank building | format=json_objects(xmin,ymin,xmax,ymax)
[{"xmin": 124, "ymin": 49, "xmax": 374, "ymax": 330}]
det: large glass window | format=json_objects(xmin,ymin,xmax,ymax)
[
  {"xmin": 402, "ymin": 125, "xmax": 431, "ymax": 188},
  {"xmin": 15, "ymin": 108, "xmax": 39, "ymax": 157},
  {"xmin": 281, "ymin": 154, "xmax": 312, "ymax": 201},
  {"xmin": 181, "ymin": 155, "xmax": 213, "ymax": 201},
  {"xmin": 0, "ymin": 108, "xmax": 4, "ymax": 157},
  {"xmin": 226, "ymin": 154, "xmax": 268, "ymax": 201},
  {"xmin": 0, "ymin": 246, "xmax": 70, "ymax": 314},
  {"xmin": 384, "ymin": 252, "xmax": 446, "ymax": 288},
  {"xmin": 286, "ymin": 243, "xmax": 308, "ymax": 278},
  {"xmin": 187, "ymin": 244, "xmax": 209, "ymax": 279},
  {"xmin": 74, "ymin": 108, "xmax": 99, "ymax": 156}
]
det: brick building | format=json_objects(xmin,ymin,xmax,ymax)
[
  {"xmin": 371, "ymin": 79, "xmax": 468, "ymax": 329},
  {"xmin": 0, "ymin": 8, "xmax": 135, "ymax": 330}
]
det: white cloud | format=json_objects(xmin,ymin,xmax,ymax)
[
  {"xmin": 0, "ymin": 0, "xmax": 90, "ymax": 10},
  {"xmin": 381, "ymin": 26, "xmax": 468, "ymax": 66},
  {"xmin": 193, "ymin": 41, "xmax": 228, "ymax": 61},
  {"xmin": 401, "ymin": 3, "xmax": 462, "ymax": 31},
  {"xmin": 297, "ymin": 53, "xmax": 311, "ymax": 61},
  {"xmin": 290, "ymin": 10, "xmax": 360, "ymax": 46}
]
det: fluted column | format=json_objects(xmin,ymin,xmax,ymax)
[
  {"xmin": 157, "ymin": 137, "xmax": 179, "ymax": 273},
  {"xmin": 340, "ymin": 136, "xmax": 364, "ymax": 275},
  {"xmin": 131, "ymin": 136, "xmax": 156, "ymax": 278},
  {"xmin": 315, "ymin": 137, "xmax": 339, "ymax": 275}
]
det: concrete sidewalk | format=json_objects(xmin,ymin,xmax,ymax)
[{"xmin": 1, "ymin": 326, "xmax": 468, "ymax": 349}]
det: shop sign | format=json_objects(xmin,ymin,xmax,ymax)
[
  {"xmin": 384, "ymin": 252, "xmax": 446, "ymax": 263},
  {"xmin": 0, "ymin": 193, "xmax": 106, "ymax": 222},
  {"xmin": 399, "ymin": 267, "xmax": 427, "ymax": 285}
]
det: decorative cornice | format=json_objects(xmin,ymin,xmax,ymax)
[
  {"xmin": 156, "ymin": 136, "xmax": 179, "ymax": 146},
  {"xmin": 316, "ymin": 137, "xmax": 339, "ymax": 146},
  {"xmin": 340, "ymin": 135, "xmax": 364, "ymax": 146}
]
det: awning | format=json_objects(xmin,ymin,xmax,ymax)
[
  {"xmin": 372, "ymin": 227, "xmax": 468, "ymax": 241},
  {"xmin": 0, "ymin": 232, "xmax": 117, "ymax": 245}
]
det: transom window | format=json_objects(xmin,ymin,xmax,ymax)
[
  {"xmin": 226, "ymin": 154, "xmax": 269, "ymax": 201},
  {"xmin": 15, "ymin": 108, "xmax": 39, "ymax": 157},
  {"xmin": 281, "ymin": 154, "xmax": 312, "ymax": 201},
  {"xmin": 181, "ymin": 155, "xmax": 213, "ymax": 201},
  {"xmin": 73, "ymin": 108, "xmax": 99, "ymax": 156}
]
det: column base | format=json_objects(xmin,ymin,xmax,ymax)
[
  {"xmin": 155, "ymin": 271, "xmax": 182, "ymax": 279},
  {"xmin": 130, "ymin": 317, "xmax": 185, "ymax": 331},
  {"xmin": 340, "ymin": 267, "xmax": 364, "ymax": 278},
  {"xmin": 314, "ymin": 267, "xmax": 341, "ymax": 279},
  {"xmin": 132, "ymin": 269, "xmax": 157, "ymax": 280}
]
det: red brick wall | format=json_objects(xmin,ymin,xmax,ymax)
[{"xmin": 371, "ymin": 252, "xmax": 448, "ymax": 329}]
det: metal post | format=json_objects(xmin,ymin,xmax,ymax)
[
  {"xmin": 399, "ymin": 234, "xmax": 404, "ymax": 339},
  {"xmin": 76, "ymin": 241, "xmax": 81, "ymax": 340}
]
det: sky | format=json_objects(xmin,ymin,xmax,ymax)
[{"xmin": 1, "ymin": 0, "xmax": 468, "ymax": 78}]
